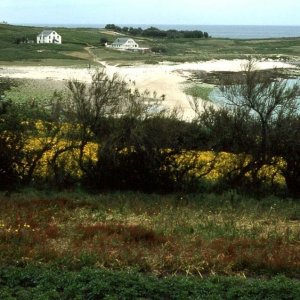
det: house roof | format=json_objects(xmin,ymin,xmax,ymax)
[
  {"xmin": 37, "ymin": 30, "xmax": 59, "ymax": 37},
  {"xmin": 112, "ymin": 37, "xmax": 135, "ymax": 44}
]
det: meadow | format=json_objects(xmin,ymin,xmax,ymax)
[
  {"xmin": 1, "ymin": 24, "xmax": 300, "ymax": 66},
  {"xmin": 0, "ymin": 190, "xmax": 299, "ymax": 298}
]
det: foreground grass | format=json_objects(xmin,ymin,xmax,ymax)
[
  {"xmin": 0, "ymin": 190, "xmax": 299, "ymax": 279},
  {"xmin": 1, "ymin": 265, "xmax": 300, "ymax": 299}
]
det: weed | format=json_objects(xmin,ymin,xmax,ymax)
[{"xmin": 0, "ymin": 191, "xmax": 299, "ymax": 278}]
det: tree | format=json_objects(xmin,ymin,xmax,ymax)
[
  {"xmin": 183, "ymin": 30, "xmax": 204, "ymax": 38},
  {"xmin": 271, "ymin": 114, "xmax": 300, "ymax": 197},
  {"xmin": 195, "ymin": 58, "xmax": 300, "ymax": 193},
  {"xmin": 0, "ymin": 80, "xmax": 77, "ymax": 190},
  {"xmin": 100, "ymin": 37, "xmax": 108, "ymax": 46},
  {"xmin": 63, "ymin": 70, "xmax": 203, "ymax": 192},
  {"xmin": 0, "ymin": 99, "xmax": 24, "ymax": 189},
  {"xmin": 151, "ymin": 46, "xmax": 167, "ymax": 54},
  {"xmin": 105, "ymin": 24, "xmax": 116, "ymax": 30}
]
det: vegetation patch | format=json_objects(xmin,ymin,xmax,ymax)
[
  {"xmin": 4, "ymin": 78, "xmax": 67, "ymax": 104},
  {"xmin": 0, "ymin": 191, "xmax": 299, "ymax": 278},
  {"xmin": 1, "ymin": 265, "xmax": 300, "ymax": 299},
  {"xmin": 183, "ymin": 84, "xmax": 214, "ymax": 101},
  {"xmin": 105, "ymin": 24, "xmax": 210, "ymax": 39},
  {"xmin": 189, "ymin": 68, "xmax": 300, "ymax": 85},
  {"xmin": 0, "ymin": 77, "xmax": 19, "ymax": 96}
]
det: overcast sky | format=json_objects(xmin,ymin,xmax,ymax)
[{"xmin": 1, "ymin": 0, "xmax": 300, "ymax": 26}]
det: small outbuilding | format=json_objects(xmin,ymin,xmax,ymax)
[{"xmin": 36, "ymin": 30, "xmax": 62, "ymax": 44}]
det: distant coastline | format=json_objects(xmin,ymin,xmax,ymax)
[{"xmin": 11, "ymin": 24, "xmax": 300, "ymax": 39}]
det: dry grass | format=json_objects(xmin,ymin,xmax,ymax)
[{"xmin": 0, "ymin": 191, "xmax": 299, "ymax": 277}]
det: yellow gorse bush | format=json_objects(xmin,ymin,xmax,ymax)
[
  {"xmin": 24, "ymin": 121, "xmax": 285, "ymax": 186},
  {"xmin": 23, "ymin": 120, "xmax": 98, "ymax": 179},
  {"xmin": 175, "ymin": 151, "xmax": 285, "ymax": 185},
  {"xmin": 25, "ymin": 139, "xmax": 98, "ymax": 179}
]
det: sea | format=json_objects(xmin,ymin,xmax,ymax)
[{"xmin": 19, "ymin": 24, "xmax": 300, "ymax": 39}]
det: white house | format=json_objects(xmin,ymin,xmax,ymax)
[
  {"xmin": 110, "ymin": 38, "xmax": 139, "ymax": 49},
  {"xmin": 36, "ymin": 30, "xmax": 62, "ymax": 44}
]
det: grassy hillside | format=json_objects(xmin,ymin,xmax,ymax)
[
  {"xmin": 1, "ymin": 24, "xmax": 300, "ymax": 66},
  {"xmin": 0, "ymin": 24, "xmax": 111, "ymax": 65},
  {"xmin": 89, "ymin": 35, "xmax": 300, "ymax": 64}
]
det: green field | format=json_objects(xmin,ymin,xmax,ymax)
[
  {"xmin": 1, "ymin": 24, "xmax": 300, "ymax": 66},
  {"xmin": 0, "ymin": 24, "xmax": 108, "ymax": 66}
]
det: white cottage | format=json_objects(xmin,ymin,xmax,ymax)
[
  {"xmin": 110, "ymin": 38, "xmax": 139, "ymax": 49},
  {"xmin": 36, "ymin": 30, "xmax": 62, "ymax": 44}
]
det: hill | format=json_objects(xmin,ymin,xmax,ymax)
[
  {"xmin": 0, "ymin": 24, "xmax": 300, "ymax": 66},
  {"xmin": 0, "ymin": 24, "xmax": 108, "ymax": 65}
]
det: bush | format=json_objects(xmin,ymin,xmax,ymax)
[
  {"xmin": 0, "ymin": 266, "xmax": 299, "ymax": 299},
  {"xmin": 151, "ymin": 46, "xmax": 167, "ymax": 54},
  {"xmin": 99, "ymin": 37, "xmax": 108, "ymax": 46}
]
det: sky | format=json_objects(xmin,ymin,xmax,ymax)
[{"xmin": 1, "ymin": 0, "xmax": 300, "ymax": 26}]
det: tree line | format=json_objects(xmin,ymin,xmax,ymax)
[
  {"xmin": 105, "ymin": 24, "xmax": 209, "ymax": 39},
  {"xmin": 0, "ymin": 59, "xmax": 299, "ymax": 197}
]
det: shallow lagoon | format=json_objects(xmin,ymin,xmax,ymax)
[{"xmin": 209, "ymin": 77, "xmax": 300, "ymax": 104}]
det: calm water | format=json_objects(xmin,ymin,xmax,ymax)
[
  {"xmin": 210, "ymin": 78, "xmax": 300, "ymax": 103},
  {"xmin": 18, "ymin": 24, "xmax": 300, "ymax": 39}
]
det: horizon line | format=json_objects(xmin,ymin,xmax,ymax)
[{"xmin": 8, "ymin": 22, "xmax": 300, "ymax": 27}]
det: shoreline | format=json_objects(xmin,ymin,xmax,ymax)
[{"xmin": 0, "ymin": 59, "xmax": 297, "ymax": 120}]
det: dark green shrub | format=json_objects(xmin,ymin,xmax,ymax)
[{"xmin": 1, "ymin": 266, "xmax": 300, "ymax": 299}]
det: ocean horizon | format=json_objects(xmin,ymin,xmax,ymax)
[{"xmin": 13, "ymin": 23, "xmax": 300, "ymax": 39}]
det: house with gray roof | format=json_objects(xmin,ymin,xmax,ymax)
[
  {"xmin": 37, "ymin": 30, "xmax": 62, "ymax": 44},
  {"xmin": 110, "ymin": 37, "xmax": 139, "ymax": 49}
]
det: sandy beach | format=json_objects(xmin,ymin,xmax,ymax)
[{"xmin": 0, "ymin": 59, "xmax": 295, "ymax": 119}]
